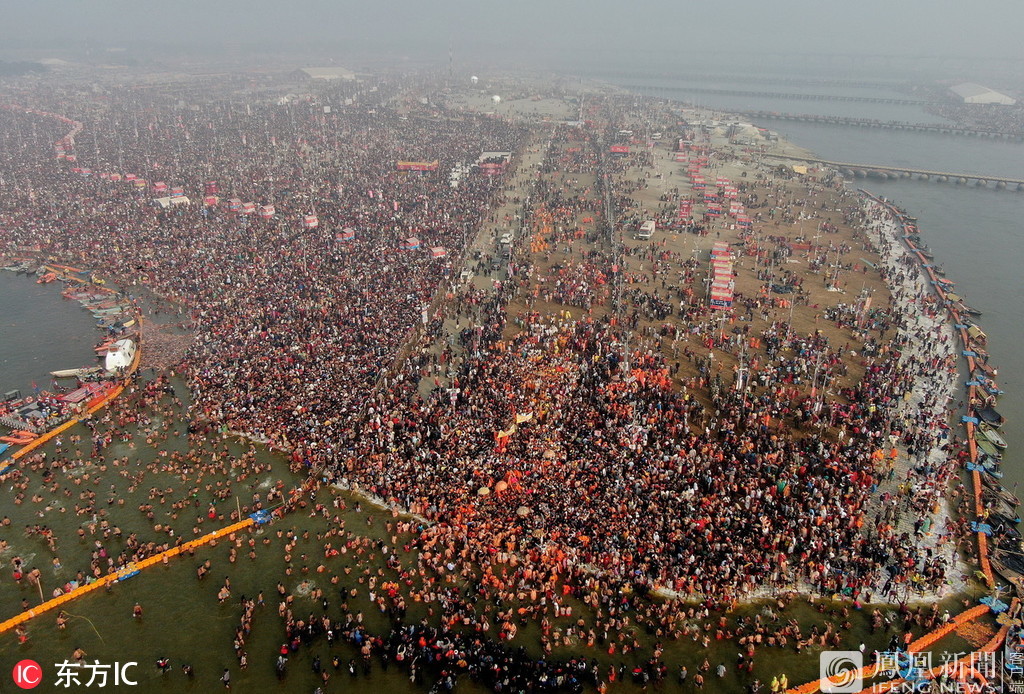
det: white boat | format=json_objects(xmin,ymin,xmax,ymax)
[
  {"xmin": 51, "ymin": 366, "xmax": 103, "ymax": 378},
  {"xmin": 104, "ymin": 339, "xmax": 136, "ymax": 373}
]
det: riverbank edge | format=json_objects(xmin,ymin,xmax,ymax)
[{"xmin": 0, "ymin": 271, "xmax": 142, "ymax": 467}]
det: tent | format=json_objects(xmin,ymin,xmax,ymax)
[
  {"xmin": 259, "ymin": 204, "xmax": 275, "ymax": 219},
  {"xmin": 430, "ymin": 247, "xmax": 447, "ymax": 258},
  {"xmin": 336, "ymin": 228, "xmax": 355, "ymax": 242},
  {"xmin": 401, "ymin": 237, "xmax": 421, "ymax": 250},
  {"xmin": 241, "ymin": 202, "xmax": 256, "ymax": 215},
  {"xmin": 152, "ymin": 196, "xmax": 190, "ymax": 209},
  {"xmin": 303, "ymin": 214, "xmax": 319, "ymax": 229}
]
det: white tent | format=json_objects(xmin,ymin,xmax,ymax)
[{"xmin": 152, "ymin": 196, "xmax": 190, "ymax": 208}]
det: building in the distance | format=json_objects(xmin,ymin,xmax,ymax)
[
  {"xmin": 293, "ymin": 67, "xmax": 356, "ymax": 81},
  {"xmin": 949, "ymin": 83, "xmax": 1016, "ymax": 105}
]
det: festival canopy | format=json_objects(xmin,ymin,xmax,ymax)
[{"xmin": 711, "ymin": 242, "xmax": 731, "ymax": 258}]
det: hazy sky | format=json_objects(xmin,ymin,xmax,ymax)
[{"xmin": 2, "ymin": 0, "xmax": 1022, "ymax": 71}]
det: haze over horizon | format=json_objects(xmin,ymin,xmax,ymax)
[{"xmin": 1, "ymin": 0, "xmax": 1023, "ymax": 84}]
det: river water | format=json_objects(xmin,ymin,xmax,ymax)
[
  {"xmin": 0, "ymin": 273, "xmax": 101, "ymax": 400},
  {"xmin": 0, "ymin": 76, "xmax": 1018, "ymax": 692}
]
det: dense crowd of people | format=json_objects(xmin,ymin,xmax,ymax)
[{"xmin": 0, "ymin": 79, "xmax": 971, "ymax": 691}]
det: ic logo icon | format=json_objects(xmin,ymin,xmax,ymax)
[
  {"xmin": 820, "ymin": 651, "xmax": 863, "ymax": 693},
  {"xmin": 13, "ymin": 660, "xmax": 42, "ymax": 689}
]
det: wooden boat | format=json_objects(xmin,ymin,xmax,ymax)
[
  {"xmin": 991, "ymin": 511, "xmax": 1021, "ymax": 534},
  {"xmin": 980, "ymin": 422, "xmax": 1008, "ymax": 450},
  {"xmin": 978, "ymin": 439, "xmax": 1003, "ymax": 461},
  {"xmin": 980, "ymin": 459, "xmax": 1004, "ymax": 479},
  {"xmin": 982, "ymin": 474, "xmax": 1020, "ymax": 504},
  {"xmin": 991, "ymin": 551, "xmax": 1024, "ymax": 594},
  {"xmin": 976, "ymin": 361, "xmax": 998, "ymax": 379},
  {"xmin": 983, "ymin": 480, "xmax": 1021, "ymax": 507},
  {"xmin": 51, "ymin": 366, "xmax": 103, "ymax": 378},
  {"xmin": 983, "ymin": 493, "xmax": 1021, "ymax": 524},
  {"xmin": 972, "ymin": 373, "xmax": 1004, "ymax": 396},
  {"xmin": 83, "ymin": 300, "xmax": 119, "ymax": 310},
  {"xmin": 978, "ymin": 406, "xmax": 1006, "ymax": 428}
]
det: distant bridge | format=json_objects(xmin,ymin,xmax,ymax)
[
  {"xmin": 763, "ymin": 154, "xmax": 1024, "ymax": 190},
  {"xmin": 626, "ymin": 84, "xmax": 931, "ymax": 105},
  {"xmin": 735, "ymin": 110, "xmax": 1024, "ymax": 140}
]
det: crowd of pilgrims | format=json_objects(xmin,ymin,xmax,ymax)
[{"xmin": 0, "ymin": 82, "xmax": 964, "ymax": 690}]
